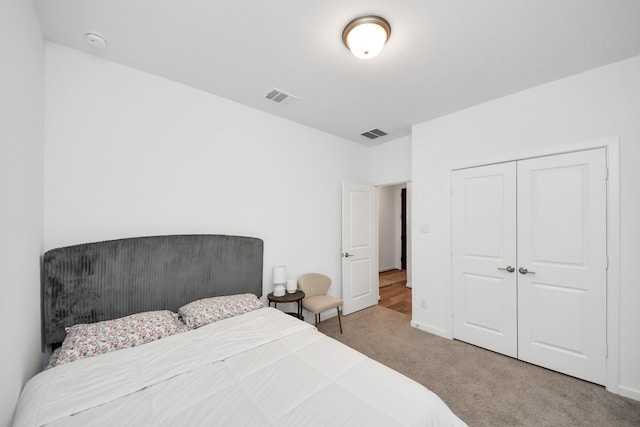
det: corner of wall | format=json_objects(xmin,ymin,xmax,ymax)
[{"xmin": 0, "ymin": 0, "xmax": 45, "ymax": 424}]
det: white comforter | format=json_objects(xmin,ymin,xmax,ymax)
[{"xmin": 13, "ymin": 308, "xmax": 466, "ymax": 426}]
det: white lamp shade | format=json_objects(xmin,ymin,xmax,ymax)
[
  {"xmin": 286, "ymin": 279, "xmax": 298, "ymax": 293},
  {"xmin": 345, "ymin": 22, "xmax": 389, "ymax": 59},
  {"xmin": 272, "ymin": 265, "xmax": 287, "ymax": 284}
]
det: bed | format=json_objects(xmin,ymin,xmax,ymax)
[{"xmin": 13, "ymin": 235, "xmax": 466, "ymax": 426}]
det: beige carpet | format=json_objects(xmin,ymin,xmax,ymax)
[
  {"xmin": 379, "ymin": 269, "xmax": 406, "ymax": 288},
  {"xmin": 319, "ymin": 305, "xmax": 640, "ymax": 427}
]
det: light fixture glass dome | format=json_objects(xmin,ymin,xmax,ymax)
[{"xmin": 342, "ymin": 16, "xmax": 391, "ymax": 60}]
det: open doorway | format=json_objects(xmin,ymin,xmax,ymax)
[{"xmin": 377, "ymin": 183, "xmax": 412, "ymax": 315}]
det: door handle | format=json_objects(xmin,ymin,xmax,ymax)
[
  {"xmin": 497, "ymin": 266, "xmax": 515, "ymax": 273},
  {"xmin": 518, "ymin": 267, "xmax": 535, "ymax": 275},
  {"xmin": 343, "ymin": 252, "xmax": 355, "ymax": 258}
]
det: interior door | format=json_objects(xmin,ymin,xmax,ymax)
[
  {"xmin": 517, "ymin": 149, "xmax": 607, "ymax": 385},
  {"xmin": 452, "ymin": 163, "xmax": 518, "ymax": 357},
  {"xmin": 401, "ymin": 188, "xmax": 407, "ymax": 270},
  {"xmin": 341, "ymin": 182, "xmax": 378, "ymax": 315}
]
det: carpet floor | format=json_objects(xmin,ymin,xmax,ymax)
[{"xmin": 319, "ymin": 305, "xmax": 640, "ymax": 427}]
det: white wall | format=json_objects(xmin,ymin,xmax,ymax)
[
  {"xmin": 411, "ymin": 55, "xmax": 640, "ymax": 399},
  {"xmin": 378, "ymin": 184, "xmax": 402, "ymax": 271},
  {"xmin": 44, "ymin": 44, "xmax": 369, "ymax": 310},
  {"xmin": 370, "ymin": 136, "xmax": 412, "ymax": 282},
  {"xmin": 0, "ymin": 1, "xmax": 44, "ymax": 425},
  {"xmin": 368, "ymin": 135, "xmax": 411, "ymax": 185}
]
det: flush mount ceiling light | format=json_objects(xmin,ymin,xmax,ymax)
[{"xmin": 342, "ymin": 15, "xmax": 391, "ymax": 60}]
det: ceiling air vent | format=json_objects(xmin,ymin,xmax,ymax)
[
  {"xmin": 265, "ymin": 88, "xmax": 297, "ymax": 104},
  {"xmin": 361, "ymin": 128, "xmax": 388, "ymax": 139}
]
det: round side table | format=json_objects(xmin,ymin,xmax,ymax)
[{"xmin": 267, "ymin": 290, "xmax": 305, "ymax": 320}]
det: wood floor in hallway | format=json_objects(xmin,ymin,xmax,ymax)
[{"xmin": 379, "ymin": 269, "xmax": 411, "ymax": 316}]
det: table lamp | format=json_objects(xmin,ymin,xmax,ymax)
[{"xmin": 272, "ymin": 265, "xmax": 287, "ymax": 296}]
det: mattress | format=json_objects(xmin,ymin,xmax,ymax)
[{"xmin": 13, "ymin": 308, "xmax": 466, "ymax": 426}]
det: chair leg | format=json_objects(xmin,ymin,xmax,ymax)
[
  {"xmin": 315, "ymin": 313, "xmax": 319, "ymax": 327},
  {"xmin": 337, "ymin": 307, "xmax": 343, "ymax": 334}
]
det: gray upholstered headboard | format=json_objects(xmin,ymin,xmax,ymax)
[{"xmin": 42, "ymin": 234, "xmax": 263, "ymax": 347}]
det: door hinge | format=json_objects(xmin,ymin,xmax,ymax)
[
  {"xmin": 605, "ymin": 344, "xmax": 609, "ymax": 358},
  {"xmin": 605, "ymin": 257, "xmax": 609, "ymax": 269}
]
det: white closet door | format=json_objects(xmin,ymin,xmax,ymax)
[
  {"xmin": 517, "ymin": 149, "xmax": 607, "ymax": 385},
  {"xmin": 452, "ymin": 163, "xmax": 517, "ymax": 357}
]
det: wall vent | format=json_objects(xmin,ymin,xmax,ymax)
[
  {"xmin": 265, "ymin": 88, "xmax": 297, "ymax": 104},
  {"xmin": 361, "ymin": 128, "xmax": 388, "ymax": 139}
]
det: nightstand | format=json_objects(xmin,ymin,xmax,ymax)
[{"xmin": 267, "ymin": 290, "xmax": 305, "ymax": 320}]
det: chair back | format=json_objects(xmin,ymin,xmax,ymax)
[{"xmin": 298, "ymin": 273, "xmax": 332, "ymax": 298}]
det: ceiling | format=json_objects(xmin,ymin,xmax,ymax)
[{"xmin": 33, "ymin": 0, "xmax": 640, "ymax": 146}]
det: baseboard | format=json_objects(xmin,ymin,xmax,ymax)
[
  {"xmin": 618, "ymin": 385, "xmax": 640, "ymax": 401},
  {"xmin": 405, "ymin": 281, "xmax": 412, "ymax": 288},
  {"xmin": 410, "ymin": 320, "xmax": 451, "ymax": 339}
]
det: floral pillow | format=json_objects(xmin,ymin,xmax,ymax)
[
  {"xmin": 53, "ymin": 310, "xmax": 188, "ymax": 367},
  {"xmin": 179, "ymin": 293, "xmax": 263, "ymax": 329},
  {"xmin": 44, "ymin": 347, "xmax": 62, "ymax": 370}
]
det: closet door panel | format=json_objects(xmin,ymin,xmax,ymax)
[
  {"xmin": 452, "ymin": 163, "xmax": 517, "ymax": 357},
  {"xmin": 517, "ymin": 149, "xmax": 607, "ymax": 385}
]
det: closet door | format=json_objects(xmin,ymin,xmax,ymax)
[
  {"xmin": 452, "ymin": 162, "xmax": 517, "ymax": 357},
  {"xmin": 517, "ymin": 149, "xmax": 607, "ymax": 385}
]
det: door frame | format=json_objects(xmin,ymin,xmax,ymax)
[
  {"xmin": 375, "ymin": 181, "xmax": 412, "ymax": 288},
  {"xmin": 450, "ymin": 137, "xmax": 620, "ymax": 395},
  {"xmin": 401, "ymin": 188, "xmax": 407, "ymax": 270}
]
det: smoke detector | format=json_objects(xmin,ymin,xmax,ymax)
[{"xmin": 85, "ymin": 32, "xmax": 108, "ymax": 49}]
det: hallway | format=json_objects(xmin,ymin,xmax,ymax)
[{"xmin": 379, "ymin": 269, "xmax": 411, "ymax": 316}]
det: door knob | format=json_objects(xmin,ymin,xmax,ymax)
[
  {"xmin": 497, "ymin": 266, "xmax": 515, "ymax": 273},
  {"xmin": 518, "ymin": 267, "xmax": 535, "ymax": 275},
  {"xmin": 343, "ymin": 252, "xmax": 354, "ymax": 258}
]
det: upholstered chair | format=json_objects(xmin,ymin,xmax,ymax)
[{"xmin": 297, "ymin": 273, "xmax": 343, "ymax": 333}]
